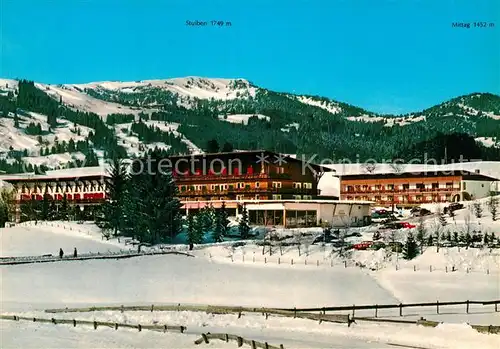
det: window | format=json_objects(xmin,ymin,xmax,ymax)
[
  {"xmin": 387, "ymin": 184, "xmax": 394, "ymax": 190},
  {"xmin": 222, "ymin": 184, "xmax": 228, "ymax": 190},
  {"xmin": 255, "ymin": 195, "xmax": 260, "ymax": 200},
  {"xmin": 239, "ymin": 182, "xmax": 245, "ymax": 189},
  {"xmin": 402, "ymin": 184, "xmax": 409, "ymax": 191},
  {"xmin": 303, "ymin": 183, "xmax": 312, "ymax": 189},
  {"xmin": 236, "ymin": 195, "xmax": 243, "ymax": 200},
  {"xmin": 293, "ymin": 182, "xmax": 302, "ymax": 189},
  {"xmin": 463, "ymin": 182, "xmax": 467, "ymax": 190},
  {"xmin": 272, "ymin": 182, "xmax": 282, "ymax": 188},
  {"xmin": 210, "ymin": 184, "xmax": 215, "ymax": 190},
  {"xmin": 446, "ymin": 182, "xmax": 453, "ymax": 189},
  {"xmin": 255, "ymin": 182, "xmax": 260, "ymax": 188},
  {"xmin": 293, "ymin": 195, "xmax": 301, "ymax": 200},
  {"xmin": 303, "ymin": 195, "xmax": 312, "ymax": 200},
  {"xmin": 432, "ymin": 182, "xmax": 439, "ymax": 189},
  {"xmin": 272, "ymin": 194, "xmax": 282, "ymax": 200}
]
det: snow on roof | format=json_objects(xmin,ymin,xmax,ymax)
[{"xmin": 0, "ymin": 166, "xmax": 109, "ymax": 182}]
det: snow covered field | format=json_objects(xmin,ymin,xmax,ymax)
[
  {"xmin": 0, "ymin": 221, "xmax": 130, "ymax": 257},
  {"xmin": 1, "ymin": 218, "xmax": 499, "ymax": 348}
]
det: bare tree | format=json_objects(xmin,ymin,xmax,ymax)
[
  {"xmin": 416, "ymin": 215, "xmax": 427, "ymax": 253},
  {"xmin": 430, "ymin": 217, "xmax": 443, "ymax": 252}
]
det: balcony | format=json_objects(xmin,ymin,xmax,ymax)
[
  {"xmin": 174, "ymin": 172, "xmax": 293, "ymax": 182},
  {"xmin": 341, "ymin": 187, "xmax": 457, "ymax": 195},
  {"xmin": 178, "ymin": 187, "xmax": 320, "ymax": 196}
]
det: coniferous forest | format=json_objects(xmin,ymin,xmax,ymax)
[{"xmin": 0, "ymin": 78, "xmax": 499, "ymax": 176}]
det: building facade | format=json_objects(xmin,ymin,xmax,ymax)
[
  {"xmin": 340, "ymin": 170, "xmax": 499, "ymax": 207},
  {"xmin": 169, "ymin": 150, "xmax": 336, "ymax": 202},
  {"xmin": 0, "ymin": 168, "xmax": 107, "ymax": 222},
  {"xmin": 182, "ymin": 199, "xmax": 372, "ymax": 228}
]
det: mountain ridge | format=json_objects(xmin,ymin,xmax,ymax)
[{"xmin": 0, "ymin": 77, "xmax": 499, "ymax": 174}]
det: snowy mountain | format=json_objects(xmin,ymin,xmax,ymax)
[{"xmin": 0, "ymin": 77, "xmax": 499, "ymax": 173}]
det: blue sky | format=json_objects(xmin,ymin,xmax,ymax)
[{"xmin": 0, "ymin": 0, "xmax": 498, "ymax": 114}]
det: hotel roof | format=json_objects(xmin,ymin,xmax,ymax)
[{"xmin": 339, "ymin": 170, "xmax": 499, "ymax": 182}]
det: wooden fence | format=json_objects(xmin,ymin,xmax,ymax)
[
  {"xmin": 0, "ymin": 314, "xmax": 186, "ymax": 333},
  {"xmin": 45, "ymin": 304, "xmax": 352, "ymax": 326},
  {"xmin": 194, "ymin": 332, "xmax": 284, "ymax": 349},
  {"xmin": 276, "ymin": 299, "xmax": 500, "ymax": 318},
  {"xmin": 0, "ymin": 250, "xmax": 194, "ymax": 265}
]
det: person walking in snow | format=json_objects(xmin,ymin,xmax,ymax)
[
  {"xmin": 73, "ymin": 247, "xmax": 77, "ymax": 258},
  {"xmin": 59, "ymin": 248, "xmax": 64, "ymax": 259}
]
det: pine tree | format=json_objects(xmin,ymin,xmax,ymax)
[
  {"xmin": 483, "ymin": 233, "xmax": 489, "ymax": 245},
  {"xmin": 402, "ymin": 232, "xmax": 418, "ymax": 260},
  {"xmin": 416, "ymin": 216, "xmax": 426, "ymax": 253},
  {"xmin": 445, "ymin": 231, "xmax": 451, "ymax": 241},
  {"xmin": 427, "ymin": 234, "xmax": 434, "ymax": 246},
  {"xmin": 123, "ymin": 152, "xmax": 182, "ymax": 244},
  {"xmin": 97, "ymin": 157, "xmax": 127, "ymax": 236},
  {"xmin": 41, "ymin": 192, "xmax": 50, "ymax": 220},
  {"xmin": 488, "ymin": 194, "xmax": 498, "ymax": 221},
  {"xmin": 0, "ymin": 201, "xmax": 8, "ymax": 227},
  {"xmin": 186, "ymin": 212, "xmax": 203, "ymax": 247},
  {"xmin": 465, "ymin": 232, "xmax": 472, "ymax": 247},
  {"xmin": 238, "ymin": 205, "xmax": 250, "ymax": 239},
  {"xmin": 212, "ymin": 202, "xmax": 231, "ymax": 243},
  {"xmin": 473, "ymin": 202, "xmax": 483, "ymax": 219},
  {"xmin": 59, "ymin": 195, "xmax": 69, "ymax": 220},
  {"xmin": 439, "ymin": 212, "xmax": 447, "ymax": 226},
  {"xmin": 48, "ymin": 200, "xmax": 57, "ymax": 220}
]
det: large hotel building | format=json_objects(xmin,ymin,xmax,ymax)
[{"xmin": 340, "ymin": 170, "xmax": 498, "ymax": 207}]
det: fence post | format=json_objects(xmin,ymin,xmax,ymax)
[
  {"xmin": 280, "ymin": 345, "xmax": 285, "ymax": 349},
  {"xmin": 202, "ymin": 333, "xmax": 209, "ymax": 344},
  {"xmin": 352, "ymin": 305, "xmax": 355, "ymax": 318},
  {"xmin": 436, "ymin": 301, "xmax": 439, "ymax": 314},
  {"xmin": 121, "ymin": 305, "xmax": 124, "ymax": 313},
  {"xmin": 225, "ymin": 333, "xmax": 229, "ymax": 342},
  {"xmin": 265, "ymin": 342, "xmax": 269, "ymax": 349},
  {"xmin": 151, "ymin": 304, "xmax": 154, "ymax": 312},
  {"xmin": 317, "ymin": 260, "xmax": 319, "ymax": 266},
  {"xmin": 251, "ymin": 340, "xmax": 257, "ymax": 349},
  {"xmin": 429, "ymin": 265, "xmax": 432, "ymax": 272},
  {"xmin": 138, "ymin": 324, "xmax": 142, "ymax": 332},
  {"xmin": 278, "ymin": 257, "xmax": 280, "ymax": 265},
  {"xmin": 237, "ymin": 336, "xmax": 243, "ymax": 347},
  {"xmin": 115, "ymin": 323, "xmax": 119, "ymax": 330},
  {"xmin": 294, "ymin": 307, "xmax": 297, "ymax": 318},
  {"xmin": 291, "ymin": 259, "xmax": 293, "ymax": 265},
  {"xmin": 51, "ymin": 318, "xmax": 56, "ymax": 324},
  {"xmin": 73, "ymin": 319, "xmax": 76, "ymax": 327},
  {"xmin": 413, "ymin": 265, "xmax": 416, "ymax": 272},
  {"xmin": 375, "ymin": 304, "xmax": 378, "ymax": 318},
  {"xmin": 399, "ymin": 303, "xmax": 403, "ymax": 316},
  {"xmin": 466, "ymin": 300, "xmax": 470, "ymax": 314},
  {"xmin": 344, "ymin": 260, "xmax": 347, "ymax": 268},
  {"xmin": 93, "ymin": 321, "xmax": 97, "ymax": 330},
  {"xmin": 33, "ymin": 317, "xmax": 36, "ymax": 322},
  {"xmin": 264, "ymin": 257, "xmax": 267, "ymax": 264},
  {"xmin": 495, "ymin": 303, "xmax": 498, "ymax": 312}
]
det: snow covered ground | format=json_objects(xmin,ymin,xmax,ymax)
[
  {"xmin": 1, "ymin": 216, "xmax": 499, "ymax": 348},
  {"xmin": 0, "ymin": 221, "xmax": 130, "ymax": 257}
]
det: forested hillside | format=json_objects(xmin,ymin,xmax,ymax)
[{"xmin": 0, "ymin": 77, "xmax": 499, "ymax": 173}]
